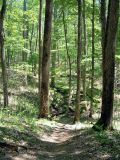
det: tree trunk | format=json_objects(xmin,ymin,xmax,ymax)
[
  {"xmin": 0, "ymin": 0, "xmax": 9, "ymax": 107},
  {"xmin": 101, "ymin": 0, "xmax": 107, "ymax": 53},
  {"xmin": 51, "ymin": 6, "xmax": 57, "ymax": 88},
  {"xmin": 82, "ymin": 0, "xmax": 88, "ymax": 102},
  {"xmin": 29, "ymin": 23, "xmax": 34, "ymax": 73},
  {"xmin": 74, "ymin": 0, "xmax": 82, "ymax": 123},
  {"xmin": 51, "ymin": 46, "xmax": 56, "ymax": 88},
  {"xmin": 39, "ymin": 0, "xmax": 53, "ymax": 118},
  {"xmin": 89, "ymin": 0, "xmax": 95, "ymax": 118},
  {"xmin": 38, "ymin": 0, "xmax": 43, "ymax": 116},
  {"xmin": 93, "ymin": 0, "xmax": 119, "ymax": 130},
  {"xmin": 62, "ymin": 10, "xmax": 72, "ymax": 108},
  {"xmin": 35, "ymin": 25, "xmax": 39, "ymax": 52},
  {"xmin": 29, "ymin": 24, "xmax": 34, "ymax": 53},
  {"xmin": 6, "ymin": 48, "xmax": 10, "ymax": 68},
  {"xmin": 101, "ymin": 0, "xmax": 107, "ymax": 98},
  {"xmin": 22, "ymin": 0, "xmax": 29, "ymax": 62}
]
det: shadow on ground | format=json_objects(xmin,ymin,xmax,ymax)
[{"xmin": 0, "ymin": 123, "xmax": 120, "ymax": 160}]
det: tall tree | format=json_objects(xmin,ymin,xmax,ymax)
[
  {"xmin": 101, "ymin": 0, "xmax": 107, "ymax": 87},
  {"xmin": 74, "ymin": 0, "xmax": 82, "ymax": 123},
  {"xmin": 38, "ymin": 0, "xmax": 43, "ymax": 111},
  {"xmin": 82, "ymin": 0, "xmax": 87, "ymax": 103},
  {"xmin": 0, "ymin": 0, "xmax": 8, "ymax": 107},
  {"xmin": 62, "ymin": 10, "xmax": 72, "ymax": 108},
  {"xmin": 29, "ymin": 23, "xmax": 34, "ymax": 73},
  {"xmin": 51, "ymin": 5, "xmax": 57, "ymax": 88},
  {"xmin": 89, "ymin": 0, "xmax": 95, "ymax": 118},
  {"xmin": 93, "ymin": 0, "xmax": 119, "ymax": 130},
  {"xmin": 101, "ymin": 0, "xmax": 107, "ymax": 52},
  {"xmin": 51, "ymin": 44, "xmax": 56, "ymax": 88},
  {"xmin": 39, "ymin": 0, "xmax": 53, "ymax": 118},
  {"xmin": 22, "ymin": 0, "xmax": 29, "ymax": 62}
]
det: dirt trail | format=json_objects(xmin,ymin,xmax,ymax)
[
  {"xmin": 40, "ymin": 123, "xmax": 79, "ymax": 143},
  {"xmin": 0, "ymin": 122, "xmax": 120, "ymax": 160}
]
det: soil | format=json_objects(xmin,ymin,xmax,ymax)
[{"xmin": 0, "ymin": 120, "xmax": 120, "ymax": 160}]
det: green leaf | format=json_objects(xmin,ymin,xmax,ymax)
[
  {"xmin": 116, "ymin": 55, "xmax": 120, "ymax": 60},
  {"xmin": 0, "ymin": 0, "xmax": 3, "ymax": 11}
]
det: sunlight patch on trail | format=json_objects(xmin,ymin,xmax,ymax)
[{"xmin": 37, "ymin": 120, "xmax": 92, "ymax": 144}]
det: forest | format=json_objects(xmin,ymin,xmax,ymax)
[{"xmin": 0, "ymin": 0, "xmax": 120, "ymax": 159}]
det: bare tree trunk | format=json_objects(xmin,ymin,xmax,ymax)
[
  {"xmin": 38, "ymin": 0, "xmax": 43, "ymax": 115},
  {"xmin": 82, "ymin": 0, "xmax": 88, "ymax": 102},
  {"xmin": 0, "ymin": 0, "xmax": 8, "ymax": 107},
  {"xmin": 74, "ymin": 0, "xmax": 82, "ymax": 123},
  {"xmin": 29, "ymin": 24, "xmax": 34, "ymax": 53},
  {"xmin": 51, "ymin": 47, "xmax": 56, "ymax": 88},
  {"xmin": 89, "ymin": 0, "xmax": 95, "ymax": 118},
  {"xmin": 51, "ymin": 6, "xmax": 57, "ymax": 88},
  {"xmin": 101, "ymin": 0, "xmax": 107, "ymax": 112},
  {"xmin": 39, "ymin": 0, "xmax": 53, "ymax": 118},
  {"xmin": 35, "ymin": 25, "xmax": 39, "ymax": 52},
  {"xmin": 22, "ymin": 0, "xmax": 29, "ymax": 62},
  {"xmin": 62, "ymin": 10, "xmax": 72, "ymax": 108},
  {"xmin": 101, "ymin": 0, "xmax": 107, "ymax": 52},
  {"xmin": 29, "ymin": 23, "xmax": 34, "ymax": 73},
  {"xmin": 6, "ymin": 48, "xmax": 10, "ymax": 68},
  {"xmin": 93, "ymin": 0, "xmax": 119, "ymax": 130}
]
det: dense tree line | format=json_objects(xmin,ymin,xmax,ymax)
[{"xmin": 0, "ymin": 0, "xmax": 119, "ymax": 131}]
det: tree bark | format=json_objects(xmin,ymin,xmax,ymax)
[
  {"xmin": 74, "ymin": 0, "xmax": 82, "ymax": 123},
  {"xmin": 101, "ymin": 0, "xmax": 107, "ymax": 53},
  {"xmin": 0, "ymin": 0, "xmax": 9, "ymax": 107},
  {"xmin": 89, "ymin": 0, "xmax": 95, "ymax": 118},
  {"xmin": 35, "ymin": 25, "xmax": 39, "ymax": 53},
  {"xmin": 82, "ymin": 0, "xmax": 88, "ymax": 102},
  {"xmin": 38, "ymin": 0, "xmax": 43, "ymax": 115},
  {"xmin": 39, "ymin": 0, "xmax": 53, "ymax": 118},
  {"xmin": 29, "ymin": 23, "xmax": 34, "ymax": 73},
  {"xmin": 93, "ymin": 0, "xmax": 119, "ymax": 130},
  {"xmin": 22, "ymin": 0, "xmax": 29, "ymax": 62},
  {"xmin": 51, "ymin": 6, "xmax": 57, "ymax": 88},
  {"xmin": 51, "ymin": 47, "xmax": 56, "ymax": 88},
  {"xmin": 62, "ymin": 10, "xmax": 72, "ymax": 108}
]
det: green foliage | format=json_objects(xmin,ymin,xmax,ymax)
[
  {"xmin": 0, "ymin": 0, "xmax": 3, "ymax": 11},
  {"xmin": 28, "ymin": 52, "xmax": 38, "ymax": 65},
  {"xmin": 0, "ymin": 0, "xmax": 119, "ymax": 131},
  {"xmin": 116, "ymin": 54, "xmax": 120, "ymax": 62},
  {"xmin": 95, "ymin": 130, "xmax": 120, "ymax": 154}
]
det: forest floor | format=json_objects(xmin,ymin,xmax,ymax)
[
  {"xmin": 0, "ymin": 68, "xmax": 120, "ymax": 160},
  {"xmin": 0, "ymin": 116, "xmax": 120, "ymax": 160}
]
